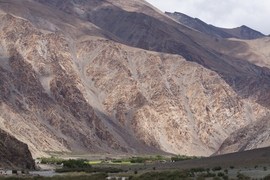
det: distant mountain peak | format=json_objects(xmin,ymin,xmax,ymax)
[
  {"xmin": 166, "ymin": 11, "xmax": 265, "ymax": 40},
  {"xmin": 221, "ymin": 25, "xmax": 265, "ymax": 40}
]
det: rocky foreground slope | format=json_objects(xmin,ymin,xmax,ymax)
[
  {"xmin": 0, "ymin": 128, "xmax": 35, "ymax": 169},
  {"xmin": 0, "ymin": 0, "xmax": 270, "ymax": 159}
]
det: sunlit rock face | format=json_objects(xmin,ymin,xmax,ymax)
[
  {"xmin": 76, "ymin": 39, "xmax": 267, "ymax": 156},
  {"xmin": 0, "ymin": 0, "xmax": 270, "ymax": 158}
]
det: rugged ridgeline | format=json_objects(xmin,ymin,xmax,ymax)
[
  {"xmin": 0, "ymin": 129, "xmax": 35, "ymax": 169},
  {"xmin": 0, "ymin": 0, "xmax": 269, "ymax": 158},
  {"xmin": 165, "ymin": 12, "xmax": 266, "ymax": 40}
]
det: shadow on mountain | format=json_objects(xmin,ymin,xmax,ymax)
[{"xmin": 93, "ymin": 107, "xmax": 173, "ymax": 155}]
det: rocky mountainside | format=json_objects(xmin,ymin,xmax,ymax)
[
  {"xmin": 0, "ymin": 129, "xmax": 35, "ymax": 169},
  {"xmin": 0, "ymin": 0, "xmax": 270, "ymax": 159},
  {"xmin": 218, "ymin": 113, "xmax": 270, "ymax": 154},
  {"xmin": 165, "ymin": 12, "xmax": 266, "ymax": 40}
]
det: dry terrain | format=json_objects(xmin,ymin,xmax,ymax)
[{"xmin": 0, "ymin": 0, "xmax": 270, "ymax": 168}]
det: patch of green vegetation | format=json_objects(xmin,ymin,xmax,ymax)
[
  {"xmin": 217, "ymin": 172, "xmax": 225, "ymax": 177},
  {"xmin": 63, "ymin": 159, "xmax": 91, "ymax": 169},
  {"xmin": 55, "ymin": 167, "xmax": 123, "ymax": 174},
  {"xmin": 88, "ymin": 159, "xmax": 137, "ymax": 165},
  {"xmin": 52, "ymin": 159, "xmax": 125, "ymax": 174},
  {"xmin": 237, "ymin": 172, "xmax": 251, "ymax": 180},
  {"xmin": 127, "ymin": 167, "xmax": 216, "ymax": 180},
  {"xmin": 37, "ymin": 156, "xmax": 65, "ymax": 165},
  {"xmin": 212, "ymin": 166, "xmax": 222, "ymax": 171},
  {"xmin": 190, "ymin": 167, "xmax": 206, "ymax": 173},
  {"xmin": 88, "ymin": 160, "xmax": 102, "ymax": 165},
  {"xmin": 109, "ymin": 161, "xmax": 133, "ymax": 165},
  {"xmin": 129, "ymin": 154, "xmax": 169, "ymax": 163},
  {"xmin": 134, "ymin": 170, "xmax": 192, "ymax": 180},
  {"xmin": 171, "ymin": 154, "xmax": 202, "ymax": 162}
]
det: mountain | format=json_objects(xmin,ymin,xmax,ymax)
[
  {"xmin": 165, "ymin": 12, "xmax": 266, "ymax": 40},
  {"xmin": 0, "ymin": 129, "xmax": 35, "ymax": 169},
  {"xmin": 0, "ymin": 0, "xmax": 270, "ymax": 159},
  {"xmin": 218, "ymin": 113, "xmax": 270, "ymax": 154}
]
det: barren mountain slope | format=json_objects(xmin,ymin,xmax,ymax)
[
  {"xmin": 0, "ymin": 10, "xmax": 265, "ymax": 157},
  {"xmin": 77, "ymin": 39, "xmax": 270, "ymax": 156},
  {"xmin": 221, "ymin": 25, "xmax": 266, "ymax": 40},
  {"xmin": 33, "ymin": 0, "xmax": 270, "ymax": 152},
  {"xmin": 0, "ymin": 13, "xmax": 140, "ymax": 157},
  {"xmin": 34, "ymin": 0, "xmax": 270, "ymax": 108},
  {"xmin": 34, "ymin": 0, "xmax": 269, "ymax": 76},
  {"xmin": 0, "ymin": 0, "xmax": 270, "ymax": 158},
  {"xmin": 0, "ymin": 10, "xmax": 258, "ymax": 157},
  {"xmin": 218, "ymin": 113, "xmax": 270, "ymax": 154},
  {"xmin": 219, "ymin": 37, "xmax": 270, "ymax": 69}
]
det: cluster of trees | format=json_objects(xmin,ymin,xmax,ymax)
[
  {"xmin": 55, "ymin": 159, "xmax": 124, "ymax": 174},
  {"xmin": 171, "ymin": 155, "xmax": 200, "ymax": 162},
  {"xmin": 130, "ymin": 166, "xmax": 230, "ymax": 180},
  {"xmin": 129, "ymin": 155, "xmax": 167, "ymax": 163},
  {"xmin": 38, "ymin": 157, "xmax": 64, "ymax": 165}
]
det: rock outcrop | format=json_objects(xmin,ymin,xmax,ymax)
[{"xmin": 0, "ymin": 128, "xmax": 35, "ymax": 169}]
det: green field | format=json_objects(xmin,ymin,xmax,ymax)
[
  {"xmin": 88, "ymin": 161, "xmax": 102, "ymax": 165},
  {"xmin": 88, "ymin": 160, "xmax": 139, "ymax": 165}
]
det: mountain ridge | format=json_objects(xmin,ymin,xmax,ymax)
[{"xmin": 165, "ymin": 11, "xmax": 266, "ymax": 40}]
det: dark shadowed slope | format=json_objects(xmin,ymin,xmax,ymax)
[
  {"xmin": 0, "ymin": 129, "xmax": 35, "ymax": 169},
  {"xmin": 157, "ymin": 146, "xmax": 270, "ymax": 169}
]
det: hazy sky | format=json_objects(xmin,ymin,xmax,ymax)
[{"xmin": 146, "ymin": 0, "xmax": 270, "ymax": 35}]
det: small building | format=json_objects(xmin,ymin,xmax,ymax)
[
  {"xmin": 6, "ymin": 170, "xmax": 12, "ymax": 175},
  {"xmin": 0, "ymin": 169, "xmax": 12, "ymax": 175},
  {"xmin": 35, "ymin": 159, "xmax": 41, "ymax": 164},
  {"xmin": 106, "ymin": 177, "xmax": 128, "ymax": 180},
  {"xmin": 0, "ymin": 168, "xmax": 5, "ymax": 174}
]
